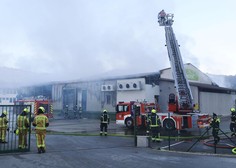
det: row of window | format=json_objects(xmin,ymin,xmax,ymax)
[{"xmin": 0, "ymin": 97, "xmax": 17, "ymax": 103}]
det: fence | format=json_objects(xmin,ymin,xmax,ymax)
[{"xmin": 0, "ymin": 105, "xmax": 31, "ymax": 153}]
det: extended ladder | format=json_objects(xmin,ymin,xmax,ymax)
[{"xmin": 158, "ymin": 12, "xmax": 193, "ymax": 112}]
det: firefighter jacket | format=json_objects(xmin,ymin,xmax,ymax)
[
  {"xmin": 147, "ymin": 113, "xmax": 161, "ymax": 128},
  {"xmin": 0, "ymin": 115, "xmax": 8, "ymax": 128},
  {"xmin": 17, "ymin": 114, "xmax": 30, "ymax": 130},
  {"xmin": 101, "ymin": 113, "xmax": 110, "ymax": 124},
  {"xmin": 231, "ymin": 113, "xmax": 236, "ymax": 123},
  {"xmin": 210, "ymin": 117, "xmax": 220, "ymax": 129},
  {"xmin": 33, "ymin": 114, "xmax": 49, "ymax": 130}
]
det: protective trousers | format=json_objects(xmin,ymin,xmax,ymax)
[
  {"xmin": 212, "ymin": 128, "xmax": 220, "ymax": 144},
  {"xmin": 100, "ymin": 123, "xmax": 108, "ymax": 135},
  {"xmin": 150, "ymin": 126, "xmax": 161, "ymax": 141},
  {"xmin": 35, "ymin": 129, "xmax": 46, "ymax": 149},
  {"xmin": 18, "ymin": 129, "xmax": 28, "ymax": 149},
  {"xmin": 0, "ymin": 127, "xmax": 7, "ymax": 142},
  {"xmin": 230, "ymin": 123, "xmax": 236, "ymax": 136}
]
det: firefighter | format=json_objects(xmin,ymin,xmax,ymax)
[
  {"xmin": 73, "ymin": 105, "xmax": 78, "ymax": 119},
  {"xmin": 230, "ymin": 107, "xmax": 236, "ymax": 137},
  {"xmin": 210, "ymin": 113, "xmax": 220, "ymax": 144},
  {"xmin": 158, "ymin": 9, "xmax": 166, "ymax": 24},
  {"xmin": 0, "ymin": 111, "xmax": 8, "ymax": 143},
  {"xmin": 100, "ymin": 109, "xmax": 110, "ymax": 136},
  {"xmin": 78, "ymin": 106, "xmax": 82, "ymax": 119},
  {"xmin": 17, "ymin": 108, "xmax": 30, "ymax": 149},
  {"xmin": 32, "ymin": 106, "xmax": 49, "ymax": 154},
  {"xmin": 147, "ymin": 109, "xmax": 161, "ymax": 142},
  {"xmin": 146, "ymin": 108, "xmax": 152, "ymax": 136}
]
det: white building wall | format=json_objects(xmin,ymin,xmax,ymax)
[
  {"xmin": 159, "ymin": 80, "xmax": 203, "ymax": 113},
  {"xmin": 117, "ymin": 90, "xmax": 146, "ymax": 103},
  {"xmin": 161, "ymin": 63, "xmax": 213, "ymax": 85},
  {"xmin": 116, "ymin": 78, "xmax": 159, "ymax": 103},
  {"xmin": 0, "ymin": 88, "xmax": 18, "ymax": 105},
  {"xmin": 158, "ymin": 81, "xmax": 175, "ymax": 113},
  {"xmin": 85, "ymin": 82, "xmax": 101, "ymax": 112},
  {"xmin": 145, "ymin": 85, "xmax": 160, "ymax": 102},
  {"xmin": 200, "ymin": 92, "xmax": 236, "ymax": 116},
  {"xmin": 52, "ymin": 84, "xmax": 64, "ymax": 110}
]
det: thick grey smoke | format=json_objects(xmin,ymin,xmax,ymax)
[{"xmin": 0, "ymin": 1, "xmax": 196, "ymax": 88}]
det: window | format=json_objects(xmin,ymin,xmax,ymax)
[
  {"xmin": 117, "ymin": 105, "xmax": 129, "ymax": 113},
  {"xmin": 106, "ymin": 95, "xmax": 111, "ymax": 105}
]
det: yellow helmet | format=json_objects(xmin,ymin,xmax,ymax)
[
  {"xmin": 151, "ymin": 109, "xmax": 157, "ymax": 113},
  {"xmin": 231, "ymin": 108, "xmax": 236, "ymax": 112},
  {"xmin": 23, "ymin": 108, "xmax": 29, "ymax": 113},
  {"xmin": 39, "ymin": 106, "xmax": 45, "ymax": 113},
  {"xmin": 3, "ymin": 111, "xmax": 7, "ymax": 115},
  {"xmin": 15, "ymin": 129, "xmax": 19, "ymax": 135}
]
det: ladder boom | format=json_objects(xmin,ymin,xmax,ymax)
[{"xmin": 158, "ymin": 10, "xmax": 193, "ymax": 112}]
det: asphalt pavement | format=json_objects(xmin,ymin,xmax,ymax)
[{"xmin": 0, "ymin": 117, "xmax": 236, "ymax": 168}]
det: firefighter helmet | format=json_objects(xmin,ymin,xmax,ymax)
[
  {"xmin": 103, "ymin": 109, "xmax": 107, "ymax": 113},
  {"xmin": 151, "ymin": 109, "xmax": 157, "ymax": 113},
  {"xmin": 230, "ymin": 108, "xmax": 236, "ymax": 113},
  {"xmin": 3, "ymin": 111, "xmax": 7, "ymax": 115},
  {"xmin": 15, "ymin": 129, "xmax": 19, "ymax": 135},
  {"xmin": 23, "ymin": 108, "xmax": 29, "ymax": 113},
  {"xmin": 39, "ymin": 106, "xmax": 45, "ymax": 113}
]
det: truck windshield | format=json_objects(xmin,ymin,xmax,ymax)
[{"xmin": 116, "ymin": 105, "xmax": 129, "ymax": 113}]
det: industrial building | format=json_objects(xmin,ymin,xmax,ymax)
[{"xmin": 50, "ymin": 63, "xmax": 236, "ymax": 117}]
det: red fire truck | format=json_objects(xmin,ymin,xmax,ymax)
[
  {"xmin": 116, "ymin": 11, "xmax": 211, "ymax": 130},
  {"xmin": 116, "ymin": 101, "xmax": 157, "ymax": 128},
  {"xmin": 115, "ymin": 100, "xmax": 210, "ymax": 130},
  {"xmin": 14, "ymin": 98, "xmax": 53, "ymax": 119}
]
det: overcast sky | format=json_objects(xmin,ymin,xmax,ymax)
[{"xmin": 0, "ymin": 0, "xmax": 235, "ymax": 86}]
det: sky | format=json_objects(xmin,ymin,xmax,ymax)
[{"xmin": 0, "ymin": 0, "xmax": 235, "ymax": 87}]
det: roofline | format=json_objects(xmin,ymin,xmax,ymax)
[{"xmin": 159, "ymin": 78, "xmax": 236, "ymax": 93}]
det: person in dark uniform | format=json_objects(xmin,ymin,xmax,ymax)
[
  {"xmin": 100, "ymin": 109, "xmax": 110, "ymax": 136},
  {"xmin": 230, "ymin": 107, "xmax": 236, "ymax": 137},
  {"xmin": 147, "ymin": 109, "xmax": 161, "ymax": 142},
  {"xmin": 210, "ymin": 113, "xmax": 220, "ymax": 144}
]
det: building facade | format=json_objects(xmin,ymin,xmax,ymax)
[
  {"xmin": 0, "ymin": 88, "xmax": 18, "ymax": 105},
  {"xmin": 51, "ymin": 63, "xmax": 236, "ymax": 117}
]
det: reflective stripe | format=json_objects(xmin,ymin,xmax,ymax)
[
  {"xmin": 17, "ymin": 115, "xmax": 29, "ymax": 130},
  {"xmin": 148, "ymin": 115, "xmax": 160, "ymax": 127},
  {"xmin": 34, "ymin": 115, "xmax": 49, "ymax": 130},
  {"xmin": 0, "ymin": 117, "xmax": 8, "ymax": 128},
  {"xmin": 101, "ymin": 114, "xmax": 109, "ymax": 124},
  {"xmin": 232, "ymin": 148, "xmax": 236, "ymax": 154}
]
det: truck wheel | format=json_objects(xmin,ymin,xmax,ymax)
[
  {"xmin": 163, "ymin": 119, "xmax": 176, "ymax": 130},
  {"xmin": 125, "ymin": 117, "xmax": 133, "ymax": 128}
]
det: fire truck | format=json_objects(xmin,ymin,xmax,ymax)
[
  {"xmin": 156, "ymin": 11, "xmax": 211, "ymax": 130},
  {"xmin": 116, "ymin": 101, "xmax": 157, "ymax": 128},
  {"xmin": 14, "ymin": 97, "xmax": 53, "ymax": 119},
  {"xmin": 115, "ymin": 11, "xmax": 211, "ymax": 130}
]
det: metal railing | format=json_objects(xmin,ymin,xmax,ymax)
[{"xmin": 0, "ymin": 105, "xmax": 31, "ymax": 153}]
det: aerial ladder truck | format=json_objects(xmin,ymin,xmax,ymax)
[{"xmin": 156, "ymin": 10, "xmax": 211, "ymax": 130}]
